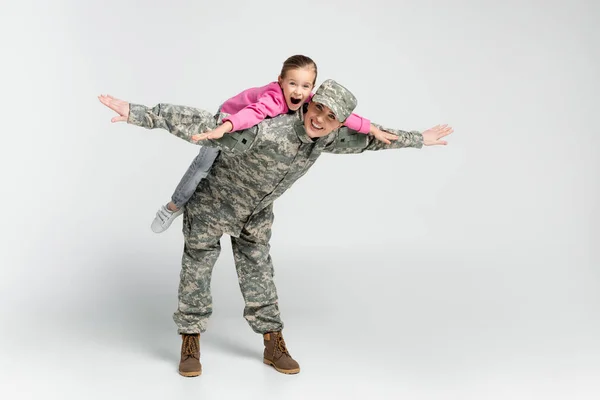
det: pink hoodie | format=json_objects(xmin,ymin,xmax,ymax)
[{"xmin": 220, "ymin": 82, "xmax": 371, "ymax": 134}]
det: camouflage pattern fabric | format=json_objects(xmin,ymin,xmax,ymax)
[{"xmin": 127, "ymin": 88, "xmax": 422, "ymax": 334}]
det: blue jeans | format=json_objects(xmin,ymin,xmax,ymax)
[{"xmin": 171, "ymin": 146, "xmax": 220, "ymax": 209}]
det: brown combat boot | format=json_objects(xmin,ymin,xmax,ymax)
[
  {"xmin": 263, "ymin": 331, "xmax": 300, "ymax": 374},
  {"xmin": 179, "ymin": 333, "xmax": 202, "ymax": 377}
]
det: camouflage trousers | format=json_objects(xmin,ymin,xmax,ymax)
[{"xmin": 173, "ymin": 203, "xmax": 283, "ymax": 334}]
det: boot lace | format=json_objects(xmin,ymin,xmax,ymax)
[
  {"xmin": 275, "ymin": 334, "xmax": 290, "ymax": 356},
  {"xmin": 182, "ymin": 334, "xmax": 199, "ymax": 359}
]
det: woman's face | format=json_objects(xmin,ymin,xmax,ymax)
[
  {"xmin": 303, "ymin": 101, "xmax": 342, "ymax": 138},
  {"xmin": 278, "ymin": 68, "xmax": 315, "ymax": 111}
]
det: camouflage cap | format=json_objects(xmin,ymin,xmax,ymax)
[{"xmin": 311, "ymin": 79, "xmax": 357, "ymax": 122}]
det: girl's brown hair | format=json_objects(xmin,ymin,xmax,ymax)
[{"xmin": 280, "ymin": 55, "xmax": 318, "ymax": 85}]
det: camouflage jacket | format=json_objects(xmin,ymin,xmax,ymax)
[{"xmin": 128, "ymin": 103, "xmax": 423, "ymax": 237}]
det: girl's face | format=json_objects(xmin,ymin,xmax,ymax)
[
  {"xmin": 278, "ymin": 67, "xmax": 316, "ymax": 111},
  {"xmin": 303, "ymin": 101, "xmax": 342, "ymax": 138}
]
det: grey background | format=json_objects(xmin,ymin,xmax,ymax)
[{"xmin": 0, "ymin": 0, "xmax": 598, "ymax": 399}]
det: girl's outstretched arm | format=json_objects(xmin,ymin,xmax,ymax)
[{"xmin": 344, "ymin": 112, "xmax": 400, "ymax": 144}]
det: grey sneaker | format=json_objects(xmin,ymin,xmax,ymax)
[{"xmin": 151, "ymin": 204, "xmax": 183, "ymax": 233}]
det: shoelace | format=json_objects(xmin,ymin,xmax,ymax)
[
  {"xmin": 182, "ymin": 335, "xmax": 199, "ymax": 359},
  {"xmin": 275, "ymin": 334, "xmax": 290, "ymax": 356}
]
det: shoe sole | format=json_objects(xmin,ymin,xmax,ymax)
[
  {"xmin": 263, "ymin": 358, "xmax": 300, "ymax": 374},
  {"xmin": 179, "ymin": 370, "xmax": 202, "ymax": 377}
]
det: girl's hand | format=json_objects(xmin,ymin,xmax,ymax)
[
  {"xmin": 370, "ymin": 126, "xmax": 399, "ymax": 145},
  {"xmin": 191, "ymin": 121, "xmax": 233, "ymax": 142},
  {"xmin": 98, "ymin": 94, "xmax": 130, "ymax": 123},
  {"xmin": 192, "ymin": 129, "xmax": 225, "ymax": 142}
]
